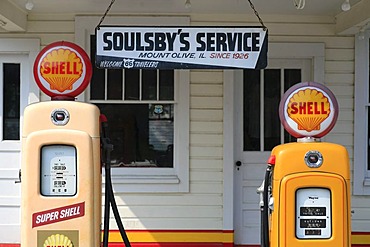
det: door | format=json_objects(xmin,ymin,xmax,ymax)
[
  {"xmin": 234, "ymin": 59, "xmax": 312, "ymax": 245},
  {"xmin": 0, "ymin": 54, "xmax": 29, "ymax": 242}
]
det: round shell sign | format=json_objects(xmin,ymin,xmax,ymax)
[
  {"xmin": 33, "ymin": 41, "xmax": 92, "ymax": 99},
  {"xmin": 279, "ymin": 82, "xmax": 338, "ymax": 138}
]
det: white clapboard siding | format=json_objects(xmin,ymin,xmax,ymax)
[{"xmin": 0, "ymin": 151, "xmax": 22, "ymax": 242}]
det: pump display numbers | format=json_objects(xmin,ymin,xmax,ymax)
[
  {"xmin": 41, "ymin": 145, "xmax": 77, "ymax": 196},
  {"xmin": 300, "ymin": 219, "xmax": 326, "ymax": 228},
  {"xmin": 300, "ymin": 207, "xmax": 326, "ymax": 216},
  {"xmin": 296, "ymin": 188, "xmax": 331, "ymax": 239}
]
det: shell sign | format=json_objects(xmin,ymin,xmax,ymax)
[
  {"xmin": 43, "ymin": 234, "xmax": 73, "ymax": 247},
  {"xmin": 33, "ymin": 41, "xmax": 92, "ymax": 99},
  {"xmin": 279, "ymin": 82, "xmax": 338, "ymax": 138}
]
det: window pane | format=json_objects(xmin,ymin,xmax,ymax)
[
  {"xmin": 243, "ymin": 70, "xmax": 260, "ymax": 151},
  {"xmin": 264, "ymin": 69, "xmax": 281, "ymax": 151},
  {"xmin": 3, "ymin": 63, "xmax": 20, "ymax": 140},
  {"xmin": 96, "ymin": 104, "xmax": 174, "ymax": 167},
  {"xmin": 107, "ymin": 70, "xmax": 123, "ymax": 100},
  {"xmin": 284, "ymin": 69, "xmax": 301, "ymax": 143},
  {"xmin": 142, "ymin": 70, "xmax": 157, "ymax": 100},
  {"xmin": 90, "ymin": 35, "xmax": 105, "ymax": 100},
  {"xmin": 159, "ymin": 70, "xmax": 174, "ymax": 100},
  {"xmin": 284, "ymin": 69, "xmax": 301, "ymax": 91},
  {"xmin": 368, "ymin": 110, "xmax": 370, "ymax": 170},
  {"xmin": 124, "ymin": 70, "xmax": 140, "ymax": 100}
]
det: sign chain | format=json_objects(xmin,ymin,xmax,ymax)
[
  {"xmin": 247, "ymin": 0, "xmax": 267, "ymax": 30},
  {"xmin": 96, "ymin": 0, "xmax": 116, "ymax": 29},
  {"xmin": 96, "ymin": 0, "xmax": 266, "ymax": 31}
]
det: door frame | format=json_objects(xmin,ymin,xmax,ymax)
[
  {"xmin": 0, "ymin": 38, "xmax": 39, "ymax": 243},
  {"xmin": 224, "ymin": 42, "xmax": 325, "ymax": 244}
]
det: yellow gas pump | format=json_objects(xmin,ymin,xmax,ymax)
[
  {"xmin": 21, "ymin": 41, "xmax": 102, "ymax": 247},
  {"xmin": 258, "ymin": 82, "xmax": 351, "ymax": 247}
]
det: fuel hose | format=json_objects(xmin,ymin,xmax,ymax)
[{"xmin": 101, "ymin": 115, "xmax": 131, "ymax": 247}]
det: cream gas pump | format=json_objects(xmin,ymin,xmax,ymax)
[
  {"xmin": 21, "ymin": 41, "xmax": 131, "ymax": 247},
  {"xmin": 257, "ymin": 82, "xmax": 351, "ymax": 247},
  {"xmin": 21, "ymin": 41, "xmax": 101, "ymax": 247}
]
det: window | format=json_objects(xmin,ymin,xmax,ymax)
[
  {"xmin": 354, "ymin": 30, "xmax": 370, "ymax": 195},
  {"xmin": 243, "ymin": 60, "xmax": 311, "ymax": 151},
  {"xmin": 2, "ymin": 63, "xmax": 20, "ymax": 140},
  {"xmin": 90, "ymin": 35, "xmax": 175, "ymax": 168},
  {"xmin": 75, "ymin": 16, "xmax": 190, "ymax": 192}
]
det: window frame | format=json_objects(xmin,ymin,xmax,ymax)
[
  {"xmin": 75, "ymin": 16, "xmax": 190, "ymax": 193},
  {"xmin": 354, "ymin": 30, "xmax": 370, "ymax": 195},
  {"xmin": 0, "ymin": 39, "xmax": 40, "ymax": 150}
]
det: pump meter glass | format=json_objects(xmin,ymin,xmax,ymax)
[
  {"xmin": 296, "ymin": 188, "xmax": 331, "ymax": 239},
  {"xmin": 40, "ymin": 145, "xmax": 77, "ymax": 196}
]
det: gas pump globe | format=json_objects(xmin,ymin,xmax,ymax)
[{"xmin": 257, "ymin": 82, "xmax": 351, "ymax": 247}]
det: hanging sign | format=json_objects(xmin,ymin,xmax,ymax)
[
  {"xmin": 33, "ymin": 41, "xmax": 92, "ymax": 99},
  {"xmin": 95, "ymin": 26, "xmax": 268, "ymax": 69},
  {"xmin": 279, "ymin": 82, "xmax": 339, "ymax": 138}
]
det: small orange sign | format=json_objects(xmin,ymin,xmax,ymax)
[
  {"xmin": 34, "ymin": 41, "xmax": 92, "ymax": 99},
  {"xmin": 279, "ymin": 82, "xmax": 338, "ymax": 138}
]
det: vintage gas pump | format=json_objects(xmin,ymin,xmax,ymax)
[
  {"xmin": 257, "ymin": 82, "xmax": 351, "ymax": 247},
  {"xmin": 21, "ymin": 41, "xmax": 131, "ymax": 247},
  {"xmin": 21, "ymin": 41, "xmax": 101, "ymax": 247}
]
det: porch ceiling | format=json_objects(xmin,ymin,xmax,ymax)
[
  {"xmin": 7, "ymin": 0, "xmax": 363, "ymax": 15},
  {"xmin": 0, "ymin": 0, "xmax": 369, "ymax": 34}
]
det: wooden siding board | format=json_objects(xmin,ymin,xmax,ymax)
[
  {"xmin": 325, "ymin": 61, "xmax": 355, "ymax": 74},
  {"xmin": 115, "ymin": 218, "xmax": 223, "ymax": 229},
  {"xmin": 114, "ymin": 205, "xmax": 223, "ymax": 218},
  {"xmin": 191, "ymin": 96, "xmax": 223, "ymax": 109},
  {"xmin": 325, "ymin": 74, "xmax": 354, "ymax": 84},
  {"xmin": 190, "ymin": 146, "xmax": 223, "ymax": 159},
  {"xmin": 190, "ymin": 122, "xmax": 223, "ymax": 134},
  {"xmin": 190, "ymin": 182, "xmax": 224, "ymax": 194},
  {"xmin": 191, "ymin": 71, "xmax": 223, "ymax": 84},
  {"xmin": 326, "ymin": 48, "xmax": 355, "ymax": 61},
  {"xmin": 191, "ymin": 84, "xmax": 223, "ymax": 97},
  {"xmin": 269, "ymin": 36, "xmax": 354, "ymax": 49},
  {"xmin": 190, "ymin": 134, "xmax": 223, "ymax": 146},
  {"xmin": 331, "ymin": 121, "xmax": 353, "ymax": 134},
  {"xmin": 118, "ymin": 195, "xmax": 223, "ymax": 206},
  {"xmin": 190, "ymin": 109, "xmax": 223, "ymax": 121},
  {"xmin": 328, "ymin": 85, "xmax": 354, "ymax": 96}
]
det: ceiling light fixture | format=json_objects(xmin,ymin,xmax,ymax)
[
  {"xmin": 25, "ymin": 0, "xmax": 34, "ymax": 11},
  {"xmin": 341, "ymin": 0, "xmax": 351, "ymax": 11},
  {"xmin": 293, "ymin": 0, "xmax": 305, "ymax": 9},
  {"xmin": 185, "ymin": 0, "xmax": 191, "ymax": 9}
]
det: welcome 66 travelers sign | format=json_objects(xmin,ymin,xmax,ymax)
[{"xmin": 95, "ymin": 26, "xmax": 268, "ymax": 69}]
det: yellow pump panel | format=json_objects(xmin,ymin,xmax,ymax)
[
  {"xmin": 21, "ymin": 101, "xmax": 101, "ymax": 247},
  {"xmin": 269, "ymin": 142, "xmax": 351, "ymax": 247}
]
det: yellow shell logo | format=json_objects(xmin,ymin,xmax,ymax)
[
  {"xmin": 287, "ymin": 88, "xmax": 331, "ymax": 132},
  {"xmin": 43, "ymin": 234, "xmax": 73, "ymax": 247},
  {"xmin": 40, "ymin": 48, "xmax": 83, "ymax": 93}
]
